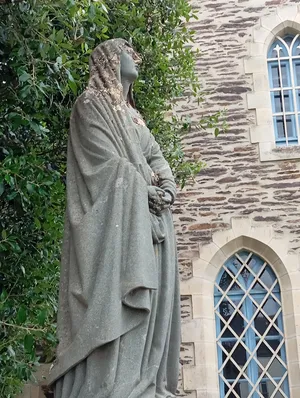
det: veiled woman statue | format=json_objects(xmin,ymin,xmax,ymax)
[{"xmin": 49, "ymin": 38, "xmax": 181, "ymax": 398}]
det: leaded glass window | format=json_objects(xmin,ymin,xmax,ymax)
[
  {"xmin": 214, "ymin": 250, "xmax": 290, "ymax": 398},
  {"xmin": 267, "ymin": 34, "xmax": 300, "ymax": 146}
]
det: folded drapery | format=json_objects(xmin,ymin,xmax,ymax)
[{"xmin": 49, "ymin": 39, "xmax": 180, "ymax": 398}]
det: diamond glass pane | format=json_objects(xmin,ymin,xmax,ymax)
[
  {"xmin": 259, "ymin": 381, "xmax": 286, "ymax": 398},
  {"xmin": 224, "ymin": 381, "xmax": 249, "ymax": 398},
  {"xmin": 253, "ymin": 297, "xmax": 281, "ymax": 336},
  {"xmin": 222, "ymin": 341, "xmax": 248, "ymax": 379},
  {"xmin": 215, "ymin": 250, "xmax": 290, "ymax": 398},
  {"xmin": 217, "ymin": 298, "xmax": 245, "ymax": 338}
]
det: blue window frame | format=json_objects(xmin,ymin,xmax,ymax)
[
  {"xmin": 214, "ymin": 250, "xmax": 290, "ymax": 398},
  {"xmin": 267, "ymin": 34, "xmax": 300, "ymax": 146}
]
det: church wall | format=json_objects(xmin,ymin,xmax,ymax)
[
  {"xmin": 176, "ymin": 0, "xmax": 300, "ymax": 269},
  {"xmin": 176, "ymin": 0, "xmax": 300, "ymax": 396}
]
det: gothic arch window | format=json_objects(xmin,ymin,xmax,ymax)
[
  {"xmin": 267, "ymin": 34, "xmax": 300, "ymax": 146},
  {"xmin": 214, "ymin": 250, "xmax": 290, "ymax": 398}
]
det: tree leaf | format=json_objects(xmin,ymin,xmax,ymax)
[
  {"xmin": 56, "ymin": 29, "xmax": 64, "ymax": 43},
  {"xmin": 37, "ymin": 309, "xmax": 47, "ymax": 326},
  {"xmin": 26, "ymin": 183, "xmax": 35, "ymax": 194},
  {"xmin": 0, "ymin": 181, "xmax": 4, "ymax": 197},
  {"xmin": 68, "ymin": 78, "xmax": 77, "ymax": 95},
  {"xmin": 16, "ymin": 307, "xmax": 27, "ymax": 324},
  {"xmin": 7, "ymin": 345, "xmax": 16, "ymax": 357},
  {"xmin": 24, "ymin": 334, "xmax": 34, "ymax": 353},
  {"xmin": 34, "ymin": 218, "xmax": 41, "ymax": 230},
  {"xmin": 19, "ymin": 72, "xmax": 31, "ymax": 82}
]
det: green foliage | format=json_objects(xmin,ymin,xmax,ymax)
[{"xmin": 0, "ymin": 0, "xmax": 225, "ymax": 396}]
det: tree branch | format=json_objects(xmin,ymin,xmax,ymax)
[{"xmin": 0, "ymin": 321, "xmax": 46, "ymax": 332}]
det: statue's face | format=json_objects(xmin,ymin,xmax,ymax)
[{"xmin": 120, "ymin": 48, "xmax": 141, "ymax": 82}]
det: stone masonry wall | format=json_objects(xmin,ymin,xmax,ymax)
[
  {"xmin": 176, "ymin": 0, "xmax": 300, "ymax": 395},
  {"xmin": 176, "ymin": 0, "xmax": 300, "ymax": 270}
]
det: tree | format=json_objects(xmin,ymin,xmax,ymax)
[
  {"xmin": 0, "ymin": 1, "xmax": 224, "ymax": 396},
  {"xmin": 0, "ymin": 1, "xmax": 23, "ymax": 4}
]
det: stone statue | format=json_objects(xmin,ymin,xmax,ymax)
[{"xmin": 49, "ymin": 38, "xmax": 181, "ymax": 398}]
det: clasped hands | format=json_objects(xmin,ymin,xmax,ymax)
[{"xmin": 148, "ymin": 186, "xmax": 172, "ymax": 216}]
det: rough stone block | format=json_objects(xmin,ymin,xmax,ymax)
[
  {"xmin": 283, "ymin": 314, "xmax": 297, "ymax": 339},
  {"xmin": 192, "ymin": 258, "xmax": 210, "ymax": 279},
  {"xmin": 292, "ymin": 12, "xmax": 300, "ymax": 29},
  {"xmin": 192, "ymin": 294, "xmax": 214, "ymax": 319},
  {"xmin": 196, "ymin": 390, "xmax": 220, "ymax": 398},
  {"xmin": 212, "ymin": 228, "xmax": 235, "ymax": 250},
  {"xmin": 182, "ymin": 317, "xmax": 216, "ymax": 344},
  {"xmin": 199, "ymin": 242, "xmax": 224, "ymax": 266},
  {"xmin": 231, "ymin": 217, "xmax": 252, "ymax": 239},
  {"xmin": 247, "ymin": 91, "xmax": 271, "ymax": 110},
  {"xmin": 277, "ymin": 5, "xmax": 298, "ymax": 25},
  {"xmin": 249, "ymin": 41, "xmax": 265, "ymax": 57},
  {"xmin": 253, "ymin": 72, "xmax": 270, "ymax": 92},
  {"xmin": 253, "ymin": 25, "xmax": 273, "ymax": 44},
  {"xmin": 291, "ymin": 386, "xmax": 300, "ymax": 398},
  {"xmin": 183, "ymin": 364, "xmax": 219, "ymax": 391},
  {"xmin": 194, "ymin": 341, "xmax": 218, "ymax": 366},
  {"xmin": 287, "ymin": 360, "xmax": 300, "ymax": 388},
  {"xmin": 255, "ymin": 108, "xmax": 273, "ymax": 127},
  {"xmin": 261, "ymin": 13, "xmax": 282, "ymax": 32},
  {"xmin": 250, "ymin": 125, "xmax": 273, "ymax": 144},
  {"xmin": 249, "ymin": 225, "xmax": 273, "ymax": 244},
  {"xmin": 244, "ymin": 57, "xmax": 267, "ymax": 74},
  {"xmin": 285, "ymin": 336, "xmax": 299, "ymax": 364},
  {"xmin": 180, "ymin": 277, "xmax": 213, "ymax": 296}
]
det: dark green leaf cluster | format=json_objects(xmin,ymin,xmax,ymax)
[{"xmin": 0, "ymin": 0, "xmax": 224, "ymax": 395}]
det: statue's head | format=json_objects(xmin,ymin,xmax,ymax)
[
  {"xmin": 120, "ymin": 46, "xmax": 141, "ymax": 84},
  {"xmin": 88, "ymin": 38, "xmax": 141, "ymax": 107}
]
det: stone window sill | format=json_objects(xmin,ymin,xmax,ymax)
[{"xmin": 259, "ymin": 141, "xmax": 300, "ymax": 162}]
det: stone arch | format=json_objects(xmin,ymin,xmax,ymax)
[
  {"xmin": 181, "ymin": 217, "xmax": 300, "ymax": 398},
  {"xmin": 264, "ymin": 22, "xmax": 300, "ymax": 54},
  {"xmin": 245, "ymin": 4, "xmax": 300, "ymax": 161}
]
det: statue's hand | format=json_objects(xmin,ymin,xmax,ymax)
[
  {"xmin": 148, "ymin": 186, "xmax": 172, "ymax": 216},
  {"xmin": 148, "ymin": 186, "xmax": 164, "ymax": 215},
  {"xmin": 161, "ymin": 191, "xmax": 173, "ymax": 210}
]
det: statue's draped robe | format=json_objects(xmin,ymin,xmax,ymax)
[{"xmin": 50, "ymin": 40, "xmax": 180, "ymax": 398}]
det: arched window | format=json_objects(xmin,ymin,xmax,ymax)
[
  {"xmin": 214, "ymin": 250, "xmax": 290, "ymax": 398},
  {"xmin": 267, "ymin": 34, "xmax": 300, "ymax": 146}
]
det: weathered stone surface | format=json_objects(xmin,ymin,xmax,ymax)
[
  {"xmin": 175, "ymin": 1, "xmax": 300, "ymax": 394},
  {"xmin": 174, "ymin": 0, "xmax": 300, "ymax": 264}
]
